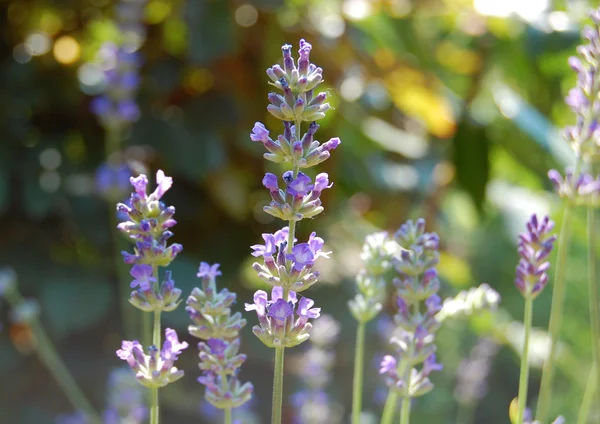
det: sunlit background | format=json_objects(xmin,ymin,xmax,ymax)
[{"xmin": 0, "ymin": 0, "xmax": 598, "ymax": 422}]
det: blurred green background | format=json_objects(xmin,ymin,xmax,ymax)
[{"xmin": 0, "ymin": 0, "xmax": 598, "ymax": 422}]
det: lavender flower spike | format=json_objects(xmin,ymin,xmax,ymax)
[
  {"xmin": 116, "ymin": 328, "xmax": 188, "ymax": 389},
  {"xmin": 188, "ymin": 263, "xmax": 253, "ymax": 411},
  {"xmin": 515, "ymin": 214, "xmax": 556, "ymax": 299}
]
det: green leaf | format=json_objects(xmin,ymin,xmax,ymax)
[{"xmin": 452, "ymin": 118, "xmax": 490, "ymax": 211}]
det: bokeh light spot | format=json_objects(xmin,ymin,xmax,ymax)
[
  {"xmin": 40, "ymin": 171, "xmax": 61, "ymax": 192},
  {"xmin": 13, "ymin": 44, "xmax": 32, "ymax": 64},
  {"xmin": 146, "ymin": 0, "xmax": 172, "ymax": 24},
  {"xmin": 40, "ymin": 148, "xmax": 62, "ymax": 171},
  {"xmin": 343, "ymin": 0, "xmax": 372, "ymax": 21},
  {"xmin": 184, "ymin": 68, "xmax": 214, "ymax": 95},
  {"xmin": 319, "ymin": 14, "xmax": 345, "ymax": 39},
  {"xmin": 25, "ymin": 32, "xmax": 52, "ymax": 56},
  {"xmin": 235, "ymin": 4, "xmax": 258, "ymax": 27},
  {"xmin": 53, "ymin": 36, "xmax": 81, "ymax": 65}
]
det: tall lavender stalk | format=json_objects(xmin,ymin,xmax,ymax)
[
  {"xmin": 115, "ymin": 170, "xmax": 186, "ymax": 424},
  {"xmin": 187, "ymin": 262, "xmax": 253, "ymax": 424},
  {"xmin": 245, "ymin": 40, "xmax": 340, "ymax": 424},
  {"xmin": 542, "ymin": 9, "xmax": 600, "ymax": 422},
  {"xmin": 379, "ymin": 219, "xmax": 443, "ymax": 424},
  {"xmin": 513, "ymin": 215, "xmax": 556, "ymax": 424}
]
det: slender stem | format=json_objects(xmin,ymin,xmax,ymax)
[
  {"xmin": 455, "ymin": 402, "xmax": 475, "ymax": 424},
  {"xmin": 381, "ymin": 391, "xmax": 398, "ymax": 424},
  {"xmin": 587, "ymin": 192, "xmax": 600, "ymax": 416},
  {"xmin": 150, "ymin": 263, "xmax": 162, "ymax": 424},
  {"xmin": 272, "ymin": 346, "xmax": 285, "ymax": 424},
  {"xmin": 516, "ymin": 296, "xmax": 533, "ymax": 424},
  {"xmin": 150, "ymin": 387, "xmax": 159, "ymax": 424},
  {"xmin": 352, "ymin": 322, "xmax": 367, "ymax": 424},
  {"xmin": 577, "ymin": 365, "xmax": 596, "ymax": 424},
  {"xmin": 537, "ymin": 200, "xmax": 576, "ymax": 422},
  {"xmin": 220, "ymin": 371, "xmax": 233, "ymax": 424},
  {"xmin": 399, "ymin": 374, "xmax": 412, "ymax": 424},
  {"xmin": 224, "ymin": 408, "xmax": 232, "ymax": 424},
  {"xmin": 4, "ymin": 290, "xmax": 101, "ymax": 424}
]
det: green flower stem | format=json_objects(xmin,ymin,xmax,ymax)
[
  {"xmin": 399, "ymin": 362, "xmax": 413, "ymax": 424},
  {"xmin": 381, "ymin": 391, "xmax": 398, "ymax": 424},
  {"xmin": 537, "ymin": 198, "xmax": 577, "ymax": 422},
  {"xmin": 4, "ymin": 289, "xmax": 101, "ymax": 424},
  {"xmin": 352, "ymin": 321, "xmax": 366, "ymax": 424},
  {"xmin": 224, "ymin": 407, "xmax": 232, "ymax": 424},
  {"xmin": 516, "ymin": 296, "xmax": 533, "ymax": 424},
  {"xmin": 219, "ymin": 370, "xmax": 232, "ymax": 424},
  {"xmin": 272, "ymin": 346, "xmax": 285, "ymax": 424},
  {"xmin": 577, "ymin": 365, "xmax": 596, "ymax": 424},
  {"xmin": 150, "ymin": 261, "xmax": 162, "ymax": 424},
  {"xmin": 455, "ymin": 402, "xmax": 475, "ymax": 424},
  {"xmin": 587, "ymin": 191, "xmax": 600, "ymax": 416}
]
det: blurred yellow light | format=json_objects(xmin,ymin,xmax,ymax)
[
  {"xmin": 184, "ymin": 68, "xmax": 214, "ymax": 94},
  {"xmin": 146, "ymin": 0, "xmax": 172, "ymax": 25},
  {"xmin": 373, "ymin": 48, "xmax": 396, "ymax": 70},
  {"xmin": 53, "ymin": 36, "xmax": 80, "ymax": 65},
  {"xmin": 436, "ymin": 41, "xmax": 481, "ymax": 75},
  {"xmin": 235, "ymin": 4, "xmax": 258, "ymax": 27}
]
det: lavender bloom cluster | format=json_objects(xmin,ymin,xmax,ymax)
[
  {"xmin": 349, "ymin": 232, "xmax": 398, "ymax": 323},
  {"xmin": 515, "ymin": 214, "xmax": 556, "ymax": 299},
  {"xmin": 548, "ymin": 10, "xmax": 600, "ymax": 202},
  {"xmin": 116, "ymin": 170, "xmax": 187, "ymax": 386},
  {"xmin": 116, "ymin": 328, "xmax": 188, "ymax": 388},
  {"xmin": 251, "ymin": 226, "xmax": 330, "ymax": 292},
  {"xmin": 379, "ymin": 219, "xmax": 444, "ymax": 398},
  {"xmin": 290, "ymin": 314, "xmax": 343, "ymax": 424},
  {"xmin": 247, "ymin": 39, "xmax": 340, "ymax": 348},
  {"xmin": 91, "ymin": 0, "xmax": 147, "ymax": 129},
  {"xmin": 187, "ymin": 263, "xmax": 253, "ymax": 409}
]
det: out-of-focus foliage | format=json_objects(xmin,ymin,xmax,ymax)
[{"xmin": 1, "ymin": 0, "xmax": 599, "ymax": 422}]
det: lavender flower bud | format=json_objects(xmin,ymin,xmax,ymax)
[
  {"xmin": 435, "ymin": 283, "xmax": 500, "ymax": 323},
  {"xmin": 515, "ymin": 214, "xmax": 556, "ymax": 298}
]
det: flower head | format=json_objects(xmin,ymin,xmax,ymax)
[
  {"xmin": 515, "ymin": 214, "xmax": 556, "ymax": 298},
  {"xmin": 116, "ymin": 328, "xmax": 188, "ymax": 389}
]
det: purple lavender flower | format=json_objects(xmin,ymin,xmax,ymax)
[
  {"xmin": 286, "ymin": 171, "xmax": 314, "ymax": 197},
  {"xmin": 96, "ymin": 162, "xmax": 132, "ymax": 201},
  {"xmin": 188, "ymin": 263, "xmax": 253, "ymax": 410},
  {"xmin": 245, "ymin": 287, "xmax": 320, "ymax": 348},
  {"xmin": 251, "ymin": 231, "xmax": 330, "ymax": 292},
  {"xmin": 117, "ymin": 170, "xmax": 182, "ymax": 269},
  {"xmin": 187, "ymin": 262, "xmax": 246, "ymax": 340},
  {"xmin": 116, "ymin": 328, "xmax": 188, "ymax": 388},
  {"xmin": 378, "ymin": 219, "xmax": 444, "ymax": 399},
  {"xmin": 515, "ymin": 214, "xmax": 556, "ymax": 298},
  {"xmin": 129, "ymin": 264, "xmax": 155, "ymax": 289}
]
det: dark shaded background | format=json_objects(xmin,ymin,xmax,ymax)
[{"xmin": 0, "ymin": 0, "xmax": 597, "ymax": 423}]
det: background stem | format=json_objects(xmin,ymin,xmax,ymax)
[
  {"xmin": 577, "ymin": 365, "xmax": 596, "ymax": 424},
  {"xmin": 516, "ymin": 297, "xmax": 533, "ymax": 424},
  {"xmin": 587, "ymin": 194, "xmax": 600, "ymax": 418},
  {"xmin": 536, "ymin": 202, "xmax": 575, "ymax": 422},
  {"xmin": 381, "ymin": 391, "xmax": 398, "ymax": 424},
  {"xmin": 352, "ymin": 322, "xmax": 366, "ymax": 424},
  {"xmin": 4, "ymin": 290, "xmax": 101, "ymax": 423},
  {"xmin": 271, "ymin": 346, "xmax": 285, "ymax": 424}
]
